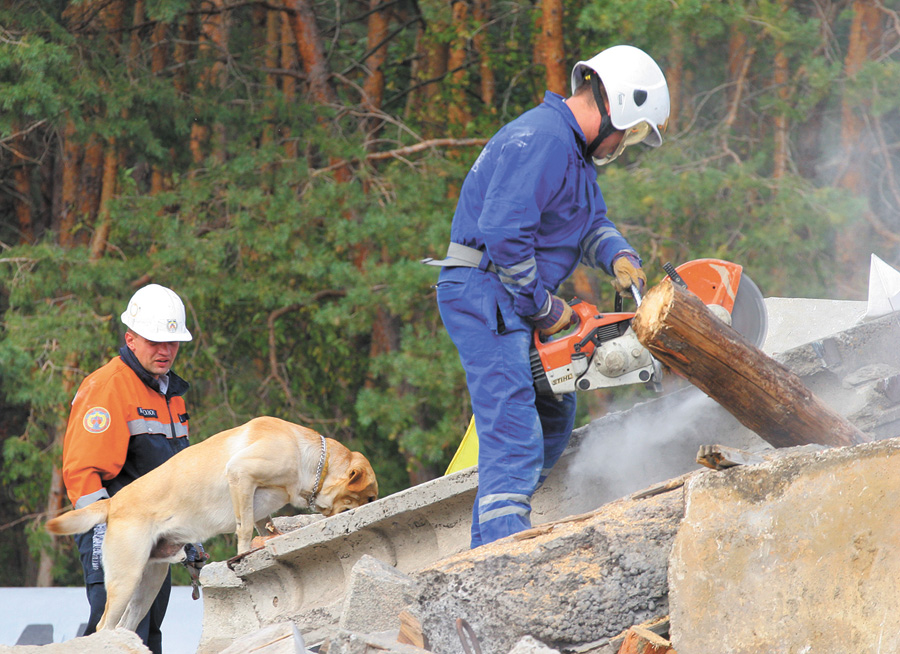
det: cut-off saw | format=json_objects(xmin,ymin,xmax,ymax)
[{"xmin": 530, "ymin": 258, "xmax": 768, "ymax": 396}]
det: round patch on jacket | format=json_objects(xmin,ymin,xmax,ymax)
[{"xmin": 83, "ymin": 407, "xmax": 111, "ymax": 434}]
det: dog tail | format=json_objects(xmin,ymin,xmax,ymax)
[{"xmin": 46, "ymin": 500, "xmax": 110, "ymax": 536}]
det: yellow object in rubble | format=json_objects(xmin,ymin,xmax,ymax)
[{"xmin": 444, "ymin": 416, "xmax": 479, "ymax": 474}]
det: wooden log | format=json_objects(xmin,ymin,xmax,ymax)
[
  {"xmin": 617, "ymin": 625, "xmax": 675, "ymax": 654},
  {"xmin": 631, "ymin": 280, "xmax": 868, "ymax": 449}
]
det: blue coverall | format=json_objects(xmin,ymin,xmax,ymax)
[{"xmin": 436, "ymin": 91, "xmax": 640, "ymax": 548}]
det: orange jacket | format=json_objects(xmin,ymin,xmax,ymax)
[{"xmin": 62, "ymin": 351, "xmax": 190, "ymax": 508}]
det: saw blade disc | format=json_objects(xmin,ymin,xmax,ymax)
[{"xmin": 730, "ymin": 273, "xmax": 768, "ymax": 348}]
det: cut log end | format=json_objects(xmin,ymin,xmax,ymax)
[{"xmin": 632, "ymin": 279, "xmax": 674, "ymax": 340}]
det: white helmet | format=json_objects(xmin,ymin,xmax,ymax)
[
  {"xmin": 121, "ymin": 284, "xmax": 193, "ymax": 342},
  {"xmin": 571, "ymin": 45, "xmax": 670, "ymax": 165}
]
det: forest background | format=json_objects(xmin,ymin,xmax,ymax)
[{"xmin": 1, "ymin": 0, "xmax": 898, "ymax": 588}]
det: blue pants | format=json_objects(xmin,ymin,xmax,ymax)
[
  {"xmin": 437, "ymin": 267, "xmax": 577, "ymax": 548},
  {"xmin": 75, "ymin": 525, "xmax": 171, "ymax": 654}
]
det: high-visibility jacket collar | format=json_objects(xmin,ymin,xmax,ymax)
[{"xmin": 119, "ymin": 345, "xmax": 190, "ymax": 398}]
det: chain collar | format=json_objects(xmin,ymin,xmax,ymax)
[{"xmin": 307, "ymin": 435, "xmax": 328, "ymax": 510}]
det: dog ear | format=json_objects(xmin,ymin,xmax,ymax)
[{"xmin": 347, "ymin": 454, "xmax": 375, "ymax": 492}]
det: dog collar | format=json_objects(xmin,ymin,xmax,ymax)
[{"xmin": 307, "ymin": 435, "xmax": 328, "ymax": 510}]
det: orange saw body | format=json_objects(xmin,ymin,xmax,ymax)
[{"xmin": 530, "ymin": 259, "xmax": 767, "ymax": 396}]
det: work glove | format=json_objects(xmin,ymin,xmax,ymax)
[
  {"xmin": 183, "ymin": 543, "xmax": 210, "ymax": 600},
  {"xmin": 611, "ymin": 253, "xmax": 647, "ymax": 297},
  {"xmin": 531, "ymin": 293, "xmax": 576, "ymax": 338}
]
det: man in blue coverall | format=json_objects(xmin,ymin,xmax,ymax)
[{"xmin": 426, "ymin": 45, "xmax": 671, "ymax": 548}]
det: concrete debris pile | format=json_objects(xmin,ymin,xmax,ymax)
[{"xmin": 7, "ymin": 299, "xmax": 900, "ymax": 654}]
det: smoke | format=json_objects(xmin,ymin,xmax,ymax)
[{"xmin": 562, "ymin": 387, "xmax": 741, "ymax": 513}]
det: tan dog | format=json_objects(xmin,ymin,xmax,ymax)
[{"xmin": 46, "ymin": 416, "xmax": 378, "ymax": 633}]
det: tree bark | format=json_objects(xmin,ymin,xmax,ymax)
[
  {"xmin": 88, "ymin": 140, "xmax": 119, "ymax": 260},
  {"xmin": 262, "ymin": 5, "xmax": 280, "ymax": 150},
  {"xmin": 772, "ymin": 0, "xmax": 791, "ymax": 179},
  {"xmin": 281, "ymin": 15, "xmax": 299, "ymax": 159},
  {"xmin": 286, "ymin": 0, "xmax": 337, "ymax": 107},
  {"xmin": 539, "ymin": 0, "xmax": 565, "ymax": 95},
  {"xmin": 835, "ymin": 0, "xmax": 885, "ymax": 294},
  {"xmin": 447, "ymin": 0, "xmax": 471, "ymax": 129},
  {"xmin": 839, "ymin": 0, "xmax": 882, "ymax": 193},
  {"xmin": 150, "ymin": 20, "xmax": 170, "ymax": 194},
  {"xmin": 59, "ymin": 117, "xmax": 80, "ymax": 247},
  {"xmin": 362, "ymin": 0, "xmax": 389, "ymax": 121},
  {"xmin": 723, "ymin": 30, "xmax": 754, "ymax": 146},
  {"xmin": 632, "ymin": 280, "xmax": 869, "ymax": 449},
  {"xmin": 472, "ymin": 0, "xmax": 495, "ymax": 110},
  {"xmin": 192, "ymin": 0, "xmax": 228, "ymax": 165},
  {"xmin": 666, "ymin": 29, "xmax": 684, "ymax": 133},
  {"xmin": 11, "ymin": 129, "xmax": 34, "ymax": 243}
]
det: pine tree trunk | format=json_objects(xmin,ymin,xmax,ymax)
[
  {"xmin": 540, "ymin": 0, "xmax": 565, "ymax": 96},
  {"xmin": 59, "ymin": 117, "xmax": 80, "ymax": 247},
  {"xmin": 286, "ymin": 0, "xmax": 337, "ymax": 107},
  {"xmin": 772, "ymin": 0, "xmax": 791, "ymax": 179},
  {"xmin": 839, "ymin": 0, "xmax": 882, "ymax": 192},
  {"xmin": 472, "ymin": 0, "xmax": 495, "ymax": 110},
  {"xmin": 89, "ymin": 140, "xmax": 119, "ymax": 261},
  {"xmin": 835, "ymin": 0, "xmax": 884, "ymax": 294},
  {"xmin": 281, "ymin": 15, "xmax": 299, "ymax": 159},
  {"xmin": 11, "ymin": 129, "xmax": 34, "ymax": 243},
  {"xmin": 362, "ymin": 0, "xmax": 388, "ymax": 112},
  {"xmin": 192, "ymin": 0, "xmax": 228, "ymax": 165},
  {"xmin": 262, "ymin": 5, "xmax": 280, "ymax": 150},
  {"xmin": 150, "ymin": 21, "xmax": 170, "ymax": 194},
  {"xmin": 667, "ymin": 29, "xmax": 684, "ymax": 132},
  {"xmin": 447, "ymin": 0, "xmax": 471, "ymax": 128},
  {"xmin": 76, "ymin": 135, "xmax": 104, "ymax": 238}
]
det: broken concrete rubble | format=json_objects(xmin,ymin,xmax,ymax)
[
  {"xmin": 12, "ymin": 300, "xmax": 900, "ymax": 654},
  {"xmin": 191, "ymin": 302, "xmax": 900, "ymax": 654},
  {"xmin": 0, "ymin": 628, "xmax": 150, "ymax": 653},
  {"xmin": 413, "ymin": 489, "xmax": 683, "ymax": 654}
]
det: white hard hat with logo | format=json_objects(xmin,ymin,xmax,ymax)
[
  {"xmin": 571, "ymin": 44, "xmax": 670, "ymax": 165},
  {"xmin": 121, "ymin": 284, "xmax": 193, "ymax": 342}
]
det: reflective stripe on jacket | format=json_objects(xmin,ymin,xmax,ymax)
[
  {"xmin": 61, "ymin": 352, "xmax": 190, "ymax": 507},
  {"xmin": 446, "ymin": 91, "xmax": 637, "ymax": 317}
]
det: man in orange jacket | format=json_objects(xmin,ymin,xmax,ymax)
[{"xmin": 61, "ymin": 284, "xmax": 198, "ymax": 654}]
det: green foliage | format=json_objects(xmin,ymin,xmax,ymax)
[{"xmin": 601, "ymin": 141, "xmax": 863, "ymax": 298}]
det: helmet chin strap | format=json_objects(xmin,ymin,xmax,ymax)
[{"xmin": 585, "ymin": 73, "xmax": 617, "ymax": 159}]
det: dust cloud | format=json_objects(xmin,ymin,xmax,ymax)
[{"xmin": 562, "ymin": 387, "xmax": 756, "ymax": 513}]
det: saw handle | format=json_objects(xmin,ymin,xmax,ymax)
[{"xmin": 614, "ymin": 284, "xmax": 643, "ymax": 312}]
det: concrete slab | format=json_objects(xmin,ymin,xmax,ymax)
[
  {"xmin": 669, "ymin": 437, "xmax": 900, "ymax": 654},
  {"xmin": 761, "ymin": 297, "xmax": 867, "ymax": 355}
]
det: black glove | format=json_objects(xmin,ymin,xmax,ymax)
[{"xmin": 183, "ymin": 543, "xmax": 210, "ymax": 600}]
